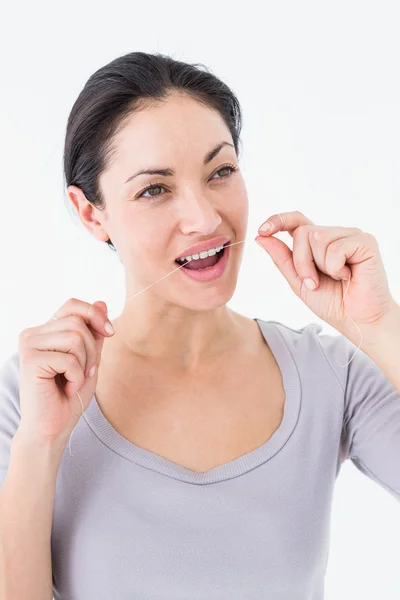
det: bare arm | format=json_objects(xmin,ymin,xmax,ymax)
[{"xmin": 0, "ymin": 428, "xmax": 66, "ymax": 600}]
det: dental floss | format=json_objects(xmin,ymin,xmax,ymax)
[
  {"xmin": 337, "ymin": 274, "xmax": 362, "ymax": 368},
  {"xmin": 51, "ymin": 238, "xmax": 360, "ymax": 456},
  {"xmin": 58, "ymin": 239, "xmax": 246, "ymax": 455}
]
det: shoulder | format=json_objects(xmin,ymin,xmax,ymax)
[
  {"xmin": 256, "ymin": 317, "xmax": 326, "ymax": 350},
  {"xmin": 256, "ymin": 317, "xmax": 354, "ymax": 385},
  {"xmin": 0, "ymin": 350, "xmax": 21, "ymax": 414},
  {"xmin": 0, "ymin": 351, "xmax": 22, "ymax": 489},
  {"xmin": 0, "ymin": 350, "xmax": 20, "ymax": 388}
]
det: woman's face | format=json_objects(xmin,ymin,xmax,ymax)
[{"xmin": 82, "ymin": 92, "xmax": 248, "ymax": 311}]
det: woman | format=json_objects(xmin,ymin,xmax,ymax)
[{"xmin": 1, "ymin": 51, "xmax": 399, "ymax": 600}]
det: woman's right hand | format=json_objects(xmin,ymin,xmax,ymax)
[{"xmin": 16, "ymin": 298, "xmax": 115, "ymax": 447}]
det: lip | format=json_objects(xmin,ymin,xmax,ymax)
[
  {"xmin": 175, "ymin": 236, "xmax": 231, "ymax": 261},
  {"xmin": 177, "ymin": 241, "xmax": 231, "ymax": 282}
]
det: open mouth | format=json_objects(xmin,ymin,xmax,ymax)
[{"xmin": 175, "ymin": 241, "xmax": 229, "ymax": 271}]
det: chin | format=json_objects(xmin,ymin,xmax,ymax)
[{"xmin": 174, "ymin": 283, "xmax": 238, "ymax": 314}]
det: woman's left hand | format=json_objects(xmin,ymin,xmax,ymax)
[{"xmin": 255, "ymin": 211, "xmax": 398, "ymax": 344}]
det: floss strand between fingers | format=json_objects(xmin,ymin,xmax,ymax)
[
  {"xmin": 67, "ymin": 239, "xmax": 247, "ymax": 456},
  {"xmin": 66, "ymin": 239, "xmax": 361, "ymax": 456}
]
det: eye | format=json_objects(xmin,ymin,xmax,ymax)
[
  {"xmin": 138, "ymin": 183, "xmax": 166, "ymax": 199},
  {"xmin": 136, "ymin": 163, "xmax": 238, "ymax": 200},
  {"xmin": 210, "ymin": 164, "xmax": 238, "ymax": 180}
]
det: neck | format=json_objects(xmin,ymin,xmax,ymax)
[{"xmin": 110, "ymin": 303, "xmax": 248, "ymax": 371}]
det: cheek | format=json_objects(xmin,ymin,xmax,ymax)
[{"xmin": 226, "ymin": 182, "xmax": 248, "ymax": 219}]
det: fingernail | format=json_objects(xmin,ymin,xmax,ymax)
[
  {"xmin": 304, "ymin": 278, "xmax": 317, "ymax": 290},
  {"xmin": 259, "ymin": 221, "xmax": 272, "ymax": 233},
  {"xmin": 88, "ymin": 364, "xmax": 97, "ymax": 377},
  {"xmin": 256, "ymin": 240, "xmax": 264, "ymax": 249},
  {"xmin": 104, "ymin": 321, "xmax": 115, "ymax": 335}
]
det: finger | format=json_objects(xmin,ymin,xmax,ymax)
[
  {"xmin": 255, "ymin": 234, "xmax": 303, "ymax": 296},
  {"xmin": 291, "ymin": 227, "xmax": 320, "ymax": 287},
  {"xmin": 310, "ymin": 228, "xmax": 360, "ymax": 282},
  {"xmin": 50, "ymin": 298, "xmax": 114, "ymax": 339},
  {"xmin": 258, "ymin": 213, "xmax": 360, "ymax": 285},
  {"xmin": 258, "ymin": 211, "xmax": 314, "ymax": 237},
  {"xmin": 23, "ymin": 318, "xmax": 98, "ymax": 378},
  {"xmin": 25, "ymin": 349, "xmax": 85, "ymax": 401},
  {"xmin": 324, "ymin": 232, "xmax": 372, "ymax": 281},
  {"xmin": 294, "ymin": 226, "xmax": 359, "ymax": 286}
]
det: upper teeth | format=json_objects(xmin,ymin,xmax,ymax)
[{"xmin": 177, "ymin": 244, "xmax": 225, "ymax": 263}]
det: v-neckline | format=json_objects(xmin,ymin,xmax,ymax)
[{"xmin": 83, "ymin": 318, "xmax": 301, "ymax": 485}]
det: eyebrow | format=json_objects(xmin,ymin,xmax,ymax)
[{"xmin": 124, "ymin": 141, "xmax": 235, "ymax": 184}]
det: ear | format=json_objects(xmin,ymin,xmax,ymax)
[{"xmin": 67, "ymin": 185, "xmax": 109, "ymax": 243}]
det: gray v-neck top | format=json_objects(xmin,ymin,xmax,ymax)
[{"xmin": 1, "ymin": 318, "xmax": 399, "ymax": 599}]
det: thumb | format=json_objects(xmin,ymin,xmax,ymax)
[{"xmin": 91, "ymin": 300, "xmax": 108, "ymax": 317}]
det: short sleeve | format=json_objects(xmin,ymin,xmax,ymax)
[
  {"xmin": 0, "ymin": 351, "xmax": 22, "ymax": 491},
  {"xmin": 317, "ymin": 331, "xmax": 400, "ymax": 502}
]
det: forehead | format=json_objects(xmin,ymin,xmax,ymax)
[{"xmin": 112, "ymin": 94, "xmax": 231, "ymax": 161}]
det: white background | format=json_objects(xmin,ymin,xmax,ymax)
[{"xmin": 1, "ymin": 0, "xmax": 399, "ymax": 597}]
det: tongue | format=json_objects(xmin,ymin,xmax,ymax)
[{"xmin": 183, "ymin": 252, "xmax": 220, "ymax": 270}]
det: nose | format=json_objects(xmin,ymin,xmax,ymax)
[{"xmin": 178, "ymin": 190, "xmax": 222, "ymax": 235}]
